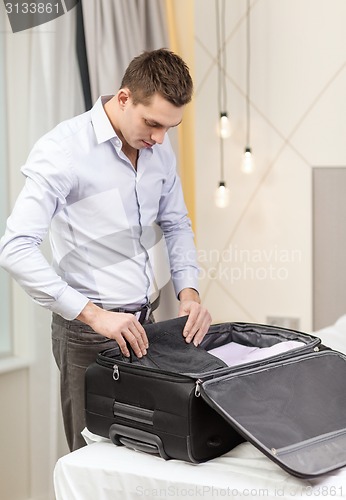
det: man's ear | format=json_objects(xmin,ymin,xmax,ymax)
[{"xmin": 118, "ymin": 88, "xmax": 131, "ymax": 109}]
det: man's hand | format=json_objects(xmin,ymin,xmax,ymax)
[
  {"xmin": 77, "ymin": 301, "xmax": 148, "ymax": 358},
  {"xmin": 178, "ymin": 288, "xmax": 212, "ymax": 347}
]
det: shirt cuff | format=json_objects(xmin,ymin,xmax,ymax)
[
  {"xmin": 172, "ymin": 271, "xmax": 200, "ymax": 300},
  {"xmin": 50, "ymin": 286, "xmax": 90, "ymax": 320}
]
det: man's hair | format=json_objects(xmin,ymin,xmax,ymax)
[{"xmin": 121, "ymin": 48, "xmax": 193, "ymax": 107}]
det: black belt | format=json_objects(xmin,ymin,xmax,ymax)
[{"xmin": 110, "ymin": 295, "xmax": 160, "ymax": 324}]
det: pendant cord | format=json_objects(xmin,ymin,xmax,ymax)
[
  {"xmin": 246, "ymin": 0, "xmax": 251, "ymax": 148},
  {"xmin": 216, "ymin": 0, "xmax": 227, "ymax": 182}
]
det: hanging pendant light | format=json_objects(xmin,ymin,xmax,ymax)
[
  {"xmin": 242, "ymin": 146, "xmax": 254, "ymax": 174},
  {"xmin": 215, "ymin": 116, "xmax": 230, "ymax": 207},
  {"xmin": 215, "ymin": 0, "xmax": 230, "ymax": 207},
  {"xmin": 218, "ymin": 111, "xmax": 232, "ymax": 139},
  {"xmin": 216, "ymin": 0, "xmax": 231, "ymax": 140},
  {"xmin": 214, "ymin": 181, "xmax": 230, "ymax": 208},
  {"xmin": 242, "ymin": 0, "xmax": 254, "ymax": 174}
]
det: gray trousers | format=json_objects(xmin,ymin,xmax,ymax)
[
  {"xmin": 51, "ymin": 313, "xmax": 118, "ymax": 451},
  {"xmin": 51, "ymin": 311, "xmax": 155, "ymax": 451}
]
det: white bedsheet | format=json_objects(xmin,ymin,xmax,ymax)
[
  {"xmin": 312, "ymin": 314, "xmax": 346, "ymax": 353},
  {"xmin": 54, "ymin": 315, "xmax": 346, "ymax": 500}
]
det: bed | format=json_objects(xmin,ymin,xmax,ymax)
[{"xmin": 54, "ymin": 315, "xmax": 346, "ymax": 500}]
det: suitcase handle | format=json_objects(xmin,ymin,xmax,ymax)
[
  {"xmin": 117, "ymin": 436, "xmax": 162, "ymax": 455},
  {"xmin": 109, "ymin": 423, "xmax": 169, "ymax": 460}
]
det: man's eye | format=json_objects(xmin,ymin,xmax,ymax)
[{"xmin": 145, "ymin": 120, "xmax": 158, "ymax": 127}]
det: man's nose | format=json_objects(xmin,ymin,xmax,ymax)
[{"xmin": 151, "ymin": 128, "xmax": 166, "ymax": 144}]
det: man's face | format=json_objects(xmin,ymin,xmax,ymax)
[{"xmin": 119, "ymin": 92, "xmax": 184, "ymax": 151}]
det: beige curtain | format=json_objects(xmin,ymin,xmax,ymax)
[
  {"xmin": 81, "ymin": 0, "xmax": 169, "ymax": 101},
  {"xmin": 165, "ymin": 0, "xmax": 196, "ymax": 233}
]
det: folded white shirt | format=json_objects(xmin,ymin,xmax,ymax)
[{"xmin": 208, "ymin": 340, "xmax": 303, "ymax": 367}]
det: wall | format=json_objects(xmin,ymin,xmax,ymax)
[
  {"xmin": 0, "ymin": 366, "xmax": 30, "ymax": 498},
  {"xmin": 313, "ymin": 167, "xmax": 346, "ymax": 329},
  {"xmin": 194, "ymin": 0, "xmax": 346, "ymax": 332},
  {"xmin": 1, "ymin": 2, "xmax": 346, "ymax": 498}
]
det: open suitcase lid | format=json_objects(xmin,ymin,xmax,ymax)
[{"xmin": 200, "ymin": 349, "xmax": 346, "ymax": 478}]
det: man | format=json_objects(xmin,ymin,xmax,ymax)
[{"xmin": 0, "ymin": 49, "xmax": 211, "ymax": 450}]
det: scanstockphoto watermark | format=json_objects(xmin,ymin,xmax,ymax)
[
  {"xmin": 136, "ymin": 485, "xmax": 270, "ymax": 497},
  {"xmin": 135, "ymin": 484, "xmax": 345, "ymax": 498},
  {"xmin": 3, "ymin": 0, "xmax": 79, "ymax": 33}
]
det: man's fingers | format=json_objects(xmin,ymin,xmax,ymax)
[
  {"xmin": 182, "ymin": 310, "xmax": 198, "ymax": 338},
  {"xmin": 191, "ymin": 317, "xmax": 211, "ymax": 346},
  {"xmin": 185, "ymin": 321, "xmax": 204, "ymax": 344},
  {"xmin": 117, "ymin": 330, "xmax": 146, "ymax": 358},
  {"xmin": 182, "ymin": 303, "xmax": 204, "ymax": 340},
  {"xmin": 126, "ymin": 321, "xmax": 149, "ymax": 357},
  {"xmin": 180, "ymin": 303, "xmax": 212, "ymax": 346},
  {"xmin": 101, "ymin": 312, "xmax": 149, "ymax": 358},
  {"xmin": 116, "ymin": 336, "xmax": 131, "ymax": 358}
]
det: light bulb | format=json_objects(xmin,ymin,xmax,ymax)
[
  {"xmin": 214, "ymin": 181, "xmax": 230, "ymax": 208},
  {"xmin": 242, "ymin": 147, "xmax": 254, "ymax": 174},
  {"xmin": 218, "ymin": 112, "xmax": 232, "ymax": 139}
]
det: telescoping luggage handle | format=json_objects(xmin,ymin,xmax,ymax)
[{"xmin": 109, "ymin": 423, "xmax": 169, "ymax": 459}]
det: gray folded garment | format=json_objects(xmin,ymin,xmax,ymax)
[{"xmin": 122, "ymin": 316, "xmax": 227, "ymax": 374}]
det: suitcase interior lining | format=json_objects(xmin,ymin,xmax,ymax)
[
  {"xmin": 203, "ymin": 351, "xmax": 346, "ymax": 450},
  {"xmin": 198, "ymin": 322, "xmax": 317, "ymax": 373},
  {"xmin": 201, "ymin": 350, "xmax": 346, "ymax": 476},
  {"xmin": 201, "ymin": 322, "xmax": 315, "ymax": 350}
]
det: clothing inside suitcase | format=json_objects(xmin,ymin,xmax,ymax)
[
  {"xmin": 110, "ymin": 317, "xmax": 317, "ymax": 375},
  {"xmin": 85, "ymin": 317, "xmax": 346, "ymax": 478}
]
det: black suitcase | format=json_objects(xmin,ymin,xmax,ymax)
[{"xmin": 85, "ymin": 316, "xmax": 346, "ymax": 478}]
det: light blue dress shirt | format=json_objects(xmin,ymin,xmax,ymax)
[{"xmin": 0, "ymin": 96, "xmax": 199, "ymax": 320}]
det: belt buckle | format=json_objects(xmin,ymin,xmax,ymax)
[
  {"xmin": 144, "ymin": 304, "xmax": 151, "ymax": 321},
  {"xmin": 135, "ymin": 304, "xmax": 151, "ymax": 324}
]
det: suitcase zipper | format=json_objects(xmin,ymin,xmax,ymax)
[
  {"xmin": 112, "ymin": 365, "xmax": 120, "ymax": 381},
  {"xmin": 110, "ymin": 361, "xmax": 203, "ymax": 398},
  {"xmin": 195, "ymin": 379, "xmax": 202, "ymax": 397},
  {"xmin": 99, "ymin": 355, "xmax": 194, "ymax": 381}
]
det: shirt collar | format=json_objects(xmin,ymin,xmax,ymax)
[{"xmin": 91, "ymin": 95, "xmax": 117, "ymax": 144}]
